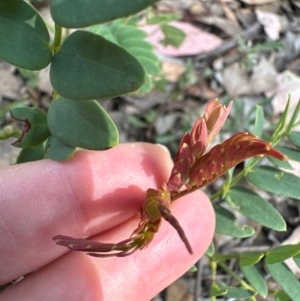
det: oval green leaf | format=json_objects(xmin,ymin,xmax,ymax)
[
  {"xmin": 288, "ymin": 131, "xmax": 300, "ymax": 148},
  {"xmin": 50, "ymin": 0, "xmax": 159, "ymax": 28},
  {"xmin": 239, "ymin": 252, "xmax": 264, "ymax": 267},
  {"xmin": 241, "ymin": 265, "xmax": 268, "ymax": 297},
  {"xmin": 210, "ymin": 283, "xmax": 227, "ymax": 297},
  {"xmin": 276, "ymin": 145, "xmax": 300, "ymax": 163},
  {"xmin": 226, "ymin": 186, "xmax": 286, "ymax": 231},
  {"xmin": 45, "ymin": 136, "xmax": 76, "ymax": 161},
  {"xmin": 247, "ymin": 166, "xmax": 300, "ymax": 200},
  {"xmin": 214, "ymin": 204, "xmax": 255, "ymax": 238},
  {"xmin": 205, "ymin": 242, "xmax": 215, "ymax": 257},
  {"xmin": 50, "ymin": 30, "xmax": 145, "ymax": 100},
  {"xmin": 90, "ymin": 21, "xmax": 160, "ymax": 93},
  {"xmin": 267, "ymin": 262, "xmax": 300, "ymax": 301},
  {"xmin": 218, "ymin": 284, "xmax": 256, "ymax": 298},
  {"xmin": 265, "ymin": 244, "xmax": 300, "ymax": 264},
  {"xmin": 47, "ymin": 97, "xmax": 119, "ymax": 150},
  {"xmin": 0, "ymin": 0, "xmax": 52, "ymax": 70},
  {"xmin": 16, "ymin": 144, "xmax": 45, "ymax": 164},
  {"xmin": 268, "ymin": 157, "xmax": 294, "ymax": 170},
  {"xmin": 254, "ymin": 105, "xmax": 264, "ymax": 138},
  {"xmin": 10, "ymin": 107, "xmax": 51, "ymax": 148}
]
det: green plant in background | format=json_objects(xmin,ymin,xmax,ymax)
[
  {"xmin": 237, "ymin": 37, "xmax": 283, "ymax": 68},
  {"xmin": 0, "ymin": 0, "xmax": 163, "ymax": 162}
]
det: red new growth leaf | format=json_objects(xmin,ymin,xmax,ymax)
[{"xmin": 54, "ymin": 99, "xmax": 287, "ymax": 256}]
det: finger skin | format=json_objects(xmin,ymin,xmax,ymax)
[
  {"xmin": 0, "ymin": 143, "xmax": 171, "ymax": 284},
  {"xmin": 0, "ymin": 190, "xmax": 214, "ymax": 301}
]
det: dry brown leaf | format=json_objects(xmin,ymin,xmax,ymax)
[
  {"xmin": 161, "ymin": 59, "xmax": 186, "ymax": 82},
  {"xmin": 256, "ymin": 9, "xmax": 282, "ymax": 40},
  {"xmin": 142, "ymin": 21, "xmax": 222, "ymax": 57},
  {"xmin": 250, "ymin": 57, "xmax": 278, "ymax": 93},
  {"xmin": 222, "ymin": 63, "xmax": 252, "ymax": 96},
  {"xmin": 219, "ymin": 0, "xmax": 240, "ymax": 26},
  {"xmin": 200, "ymin": 16, "xmax": 242, "ymax": 36}
]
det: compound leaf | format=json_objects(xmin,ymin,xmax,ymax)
[
  {"xmin": 0, "ymin": 0, "xmax": 52, "ymax": 70},
  {"xmin": 47, "ymin": 97, "xmax": 118, "ymax": 150},
  {"xmin": 50, "ymin": 30, "xmax": 145, "ymax": 100}
]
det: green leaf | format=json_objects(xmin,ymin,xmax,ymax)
[
  {"xmin": 275, "ymin": 290, "xmax": 292, "ymax": 301},
  {"xmin": 90, "ymin": 21, "xmax": 160, "ymax": 93},
  {"xmin": 147, "ymin": 13, "xmax": 181, "ymax": 25},
  {"xmin": 254, "ymin": 105, "xmax": 264, "ymax": 138},
  {"xmin": 50, "ymin": 0, "xmax": 159, "ymax": 28},
  {"xmin": 239, "ymin": 252, "xmax": 264, "ymax": 267},
  {"xmin": 241, "ymin": 265, "xmax": 268, "ymax": 297},
  {"xmin": 265, "ymin": 244, "xmax": 300, "ymax": 264},
  {"xmin": 214, "ymin": 204, "xmax": 255, "ymax": 238},
  {"xmin": 210, "ymin": 283, "xmax": 227, "ymax": 297},
  {"xmin": 205, "ymin": 242, "xmax": 215, "ymax": 257},
  {"xmin": 276, "ymin": 145, "xmax": 300, "ymax": 162},
  {"xmin": 218, "ymin": 284, "xmax": 256, "ymax": 298},
  {"xmin": 16, "ymin": 144, "xmax": 45, "ymax": 163},
  {"xmin": 45, "ymin": 136, "xmax": 76, "ymax": 161},
  {"xmin": 226, "ymin": 186, "xmax": 286, "ymax": 231},
  {"xmin": 247, "ymin": 166, "xmax": 300, "ymax": 200},
  {"xmin": 188, "ymin": 265, "xmax": 197, "ymax": 273},
  {"xmin": 0, "ymin": 0, "xmax": 52, "ymax": 70},
  {"xmin": 294, "ymin": 255, "xmax": 300, "ymax": 268},
  {"xmin": 47, "ymin": 97, "xmax": 119, "ymax": 150},
  {"xmin": 272, "ymin": 96, "xmax": 290, "ymax": 140},
  {"xmin": 10, "ymin": 107, "xmax": 51, "ymax": 148},
  {"xmin": 160, "ymin": 24, "xmax": 186, "ymax": 48},
  {"xmin": 268, "ymin": 157, "xmax": 294, "ymax": 170},
  {"xmin": 50, "ymin": 30, "xmax": 145, "ymax": 100},
  {"xmin": 287, "ymin": 99, "xmax": 300, "ymax": 134},
  {"xmin": 267, "ymin": 262, "xmax": 300, "ymax": 301},
  {"xmin": 288, "ymin": 132, "xmax": 300, "ymax": 148}
]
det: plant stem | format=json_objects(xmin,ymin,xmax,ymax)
[
  {"xmin": 52, "ymin": 24, "xmax": 63, "ymax": 53},
  {"xmin": 218, "ymin": 261, "xmax": 255, "ymax": 293}
]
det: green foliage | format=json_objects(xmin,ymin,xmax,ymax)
[
  {"xmin": 160, "ymin": 24, "xmax": 186, "ymax": 47},
  {"xmin": 0, "ymin": 0, "xmax": 52, "ymax": 70},
  {"xmin": 247, "ymin": 166, "xmax": 300, "ymax": 200},
  {"xmin": 207, "ymin": 99, "xmax": 300, "ymax": 301},
  {"xmin": 226, "ymin": 186, "xmax": 286, "ymax": 231},
  {"xmin": 50, "ymin": 0, "xmax": 159, "ymax": 28},
  {"xmin": 89, "ymin": 20, "xmax": 160, "ymax": 93},
  {"xmin": 10, "ymin": 107, "xmax": 51, "ymax": 148},
  {"xmin": 0, "ymin": 0, "xmax": 163, "ymax": 161},
  {"xmin": 47, "ymin": 97, "xmax": 118, "ymax": 150},
  {"xmin": 214, "ymin": 204, "xmax": 255, "ymax": 237},
  {"xmin": 50, "ymin": 30, "xmax": 145, "ymax": 100}
]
